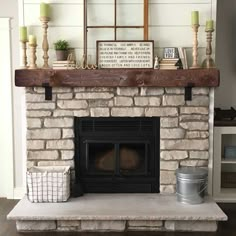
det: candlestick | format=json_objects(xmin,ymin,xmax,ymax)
[
  {"xmin": 20, "ymin": 41, "xmax": 28, "ymax": 69},
  {"xmin": 40, "ymin": 16, "xmax": 50, "ymax": 69},
  {"xmin": 29, "ymin": 43, "xmax": 37, "ymax": 69},
  {"xmin": 202, "ymin": 28, "xmax": 215, "ymax": 68},
  {"xmin": 190, "ymin": 24, "xmax": 201, "ymax": 69}
]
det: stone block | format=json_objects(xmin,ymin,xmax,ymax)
[
  {"xmin": 81, "ymin": 220, "xmax": 126, "ymax": 232},
  {"xmin": 180, "ymin": 107, "xmax": 209, "ymax": 115},
  {"xmin": 44, "ymin": 118, "xmax": 73, "ymax": 128},
  {"xmin": 38, "ymin": 160, "xmax": 74, "ymax": 168},
  {"xmin": 46, "ymin": 140, "xmax": 74, "ymax": 150},
  {"xmin": 189, "ymin": 151, "xmax": 209, "ymax": 160},
  {"xmin": 27, "ymin": 129, "xmax": 61, "ymax": 140},
  {"xmin": 115, "ymin": 97, "xmax": 133, "ymax": 106},
  {"xmin": 74, "ymin": 87, "xmax": 114, "ymax": 92},
  {"xmin": 27, "ymin": 118, "xmax": 41, "ymax": 128},
  {"xmin": 27, "ymin": 161, "xmax": 36, "ymax": 169},
  {"xmin": 160, "ymin": 151, "xmax": 188, "ymax": 160},
  {"xmin": 26, "ymin": 93, "xmax": 56, "ymax": 102},
  {"xmin": 74, "ymin": 110, "xmax": 90, "ymax": 117},
  {"xmin": 180, "ymin": 121, "xmax": 208, "ymax": 131},
  {"xmin": 57, "ymin": 93, "xmax": 73, "ymax": 99},
  {"xmin": 16, "ymin": 220, "xmax": 56, "ymax": 232},
  {"xmin": 57, "ymin": 220, "xmax": 81, "ymax": 227},
  {"xmin": 128, "ymin": 220, "xmax": 163, "ymax": 227},
  {"xmin": 62, "ymin": 129, "xmax": 74, "ymax": 139},
  {"xmin": 180, "ymin": 114, "xmax": 208, "ymax": 122},
  {"xmin": 61, "ymin": 150, "xmax": 74, "ymax": 160},
  {"xmin": 160, "ymin": 128, "xmax": 185, "ymax": 139},
  {"xmin": 53, "ymin": 110, "xmax": 74, "ymax": 117},
  {"xmin": 57, "ymin": 100, "xmax": 88, "ymax": 109},
  {"xmin": 27, "ymin": 111, "xmax": 52, "ymax": 118},
  {"xmin": 145, "ymin": 108, "xmax": 178, "ymax": 117},
  {"xmin": 134, "ymin": 97, "xmax": 161, "ymax": 106},
  {"xmin": 27, "ymin": 102, "xmax": 56, "ymax": 110},
  {"xmin": 192, "ymin": 88, "xmax": 209, "ymax": 95},
  {"xmin": 186, "ymin": 96, "xmax": 209, "ymax": 106},
  {"xmin": 160, "ymin": 171, "xmax": 176, "ymax": 184},
  {"xmin": 160, "ymin": 185, "xmax": 176, "ymax": 193},
  {"xmin": 162, "ymin": 95, "xmax": 185, "ymax": 106},
  {"xmin": 117, "ymin": 87, "xmax": 139, "ymax": 96},
  {"xmin": 160, "ymin": 139, "xmax": 209, "ymax": 150},
  {"xmin": 160, "ymin": 161, "xmax": 179, "ymax": 170},
  {"xmin": 28, "ymin": 150, "xmax": 59, "ymax": 160},
  {"xmin": 90, "ymin": 108, "xmax": 110, "ymax": 117},
  {"xmin": 160, "ymin": 117, "xmax": 179, "ymax": 128},
  {"xmin": 27, "ymin": 140, "xmax": 44, "ymax": 150},
  {"xmin": 75, "ymin": 92, "xmax": 114, "ymax": 100},
  {"xmin": 165, "ymin": 220, "xmax": 217, "ymax": 232},
  {"xmin": 57, "ymin": 226, "xmax": 78, "ymax": 232},
  {"xmin": 186, "ymin": 131, "xmax": 209, "ymax": 139},
  {"xmin": 89, "ymin": 100, "xmax": 113, "ymax": 107},
  {"xmin": 165, "ymin": 88, "xmax": 184, "ymax": 94},
  {"xmin": 180, "ymin": 160, "xmax": 208, "ymax": 167},
  {"xmin": 33, "ymin": 87, "xmax": 46, "ymax": 93},
  {"xmin": 53, "ymin": 88, "xmax": 72, "ymax": 93},
  {"xmin": 140, "ymin": 87, "xmax": 164, "ymax": 96},
  {"xmin": 111, "ymin": 107, "xmax": 144, "ymax": 117}
]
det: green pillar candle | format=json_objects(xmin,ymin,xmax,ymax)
[
  {"xmin": 191, "ymin": 11, "xmax": 199, "ymax": 25},
  {"xmin": 29, "ymin": 35, "xmax": 37, "ymax": 45},
  {"xmin": 206, "ymin": 20, "xmax": 214, "ymax": 30},
  {"xmin": 19, "ymin": 26, "xmax": 27, "ymax": 42},
  {"xmin": 40, "ymin": 2, "xmax": 50, "ymax": 18}
]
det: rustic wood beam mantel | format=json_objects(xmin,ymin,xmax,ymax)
[{"xmin": 15, "ymin": 68, "xmax": 220, "ymax": 88}]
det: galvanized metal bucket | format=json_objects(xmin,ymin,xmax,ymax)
[{"xmin": 176, "ymin": 167, "xmax": 208, "ymax": 204}]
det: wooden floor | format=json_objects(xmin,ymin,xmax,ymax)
[{"xmin": 0, "ymin": 198, "xmax": 236, "ymax": 236}]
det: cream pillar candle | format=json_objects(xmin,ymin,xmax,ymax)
[
  {"xmin": 191, "ymin": 11, "xmax": 199, "ymax": 25},
  {"xmin": 40, "ymin": 3, "xmax": 50, "ymax": 18},
  {"xmin": 29, "ymin": 35, "xmax": 37, "ymax": 45},
  {"xmin": 19, "ymin": 26, "xmax": 28, "ymax": 42}
]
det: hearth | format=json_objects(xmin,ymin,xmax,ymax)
[{"xmin": 74, "ymin": 117, "xmax": 160, "ymax": 193}]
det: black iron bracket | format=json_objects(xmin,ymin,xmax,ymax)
[
  {"xmin": 42, "ymin": 83, "xmax": 52, "ymax": 100},
  {"xmin": 185, "ymin": 83, "xmax": 194, "ymax": 101}
]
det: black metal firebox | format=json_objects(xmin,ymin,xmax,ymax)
[{"xmin": 74, "ymin": 117, "xmax": 160, "ymax": 193}]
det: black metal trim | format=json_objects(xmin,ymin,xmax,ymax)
[
  {"xmin": 185, "ymin": 83, "xmax": 195, "ymax": 101},
  {"xmin": 42, "ymin": 83, "xmax": 52, "ymax": 100}
]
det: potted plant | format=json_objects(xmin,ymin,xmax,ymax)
[{"xmin": 54, "ymin": 40, "xmax": 69, "ymax": 61}]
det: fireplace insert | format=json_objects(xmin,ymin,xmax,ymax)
[{"xmin": 74, "ymin": 117, "xmax": 160, "ymax": 193}]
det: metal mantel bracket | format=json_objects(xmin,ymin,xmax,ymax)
[
  {"xmin": 185, "ymin": 83, "xmax": 195, "ymax": 101},
  {"xmin": 42, "ymin": 82, "xmax": 52, "ymax": 100}
]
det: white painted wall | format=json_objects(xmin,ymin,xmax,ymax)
[{"xmin": 0, "ymin": 0, "xmax": 26, "ymax": 199}]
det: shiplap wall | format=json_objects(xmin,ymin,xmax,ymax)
[{"xmin": 23, "ymin": 0, "xmax": 217, "ymax": 67}]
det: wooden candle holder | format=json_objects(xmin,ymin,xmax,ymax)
[
  {"xmin": 40, "ymin": 16, "xmax": 50, "ymax": 69},
  {"xmin": 190, "ymin": 24, "xmax": 201, "ymax": 69},
  {"xmin": 21, "ymin": 40, "xmax": 28, "ymax": 69},
  {"xmin": 29, "ymin": 44, "xmax": 37, "ymax": 69},
  {"xmin": 202, "ymin": 29, "xmax": 215, "ymax": 68}
]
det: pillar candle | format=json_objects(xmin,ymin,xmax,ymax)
[
  {"xmin": 29, "ymin": 35, "xmax": 37, "ymax": 45},
  {"xmin": 19, "ymin": 26, "xmax": 27, "ymax": 42},
  {"xmin": 191, "ymin": 11, "xmax": 199, "ymax": 25},
  {"xmin": 40, "ymin": 2, "xmax": 50, "ymax": 18},
  {"xmin": 206, "ymin": 20, "xmax": 214, "ymax": 30}
]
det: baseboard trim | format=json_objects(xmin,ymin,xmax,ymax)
[{"xmin": 13, "ymin": 187, "xmax": 26, "ymax": 199}]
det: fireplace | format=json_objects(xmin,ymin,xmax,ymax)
[{"xmin": 74, "ymin": 117, "xmax": 160, "ymax": 193}]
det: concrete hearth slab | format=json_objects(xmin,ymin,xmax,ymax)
[{"xmin": 8, "ymin": 194, "xmax": 227, "ymax": 221}]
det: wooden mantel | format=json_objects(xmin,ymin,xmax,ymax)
[{"xmin": 15, "ymin": 68, "xmax": 220, "ymax": 88}]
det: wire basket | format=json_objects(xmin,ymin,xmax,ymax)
[{"xmin": 27, "ymin": 166, "xmax": 70, "ymax": 203}]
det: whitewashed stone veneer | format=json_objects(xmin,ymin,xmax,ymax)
[{"xmin": 26, "ymin": 87, "xmax": 210, "ymax": 193}]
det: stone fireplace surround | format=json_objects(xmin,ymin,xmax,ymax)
[
  {"xmin": 26, "ymin": 86, "xmax": 211, "ymax": 194},
  {"xmin": 8, "ymin": 85, "xmax": 229, "ymax": 232}
]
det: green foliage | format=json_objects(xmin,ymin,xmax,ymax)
[{"xmin": 54, "ymin": 40, "xmax": 69, "ymax": 50}]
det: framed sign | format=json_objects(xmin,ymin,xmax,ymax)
[{"xmin": 97, "ymin": 40, "xmax": 154, "ymax": 69}]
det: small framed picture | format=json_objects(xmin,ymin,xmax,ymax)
[{"xmin": 163, "ymin": 47, "xmax": 179, "ymax": 59}]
